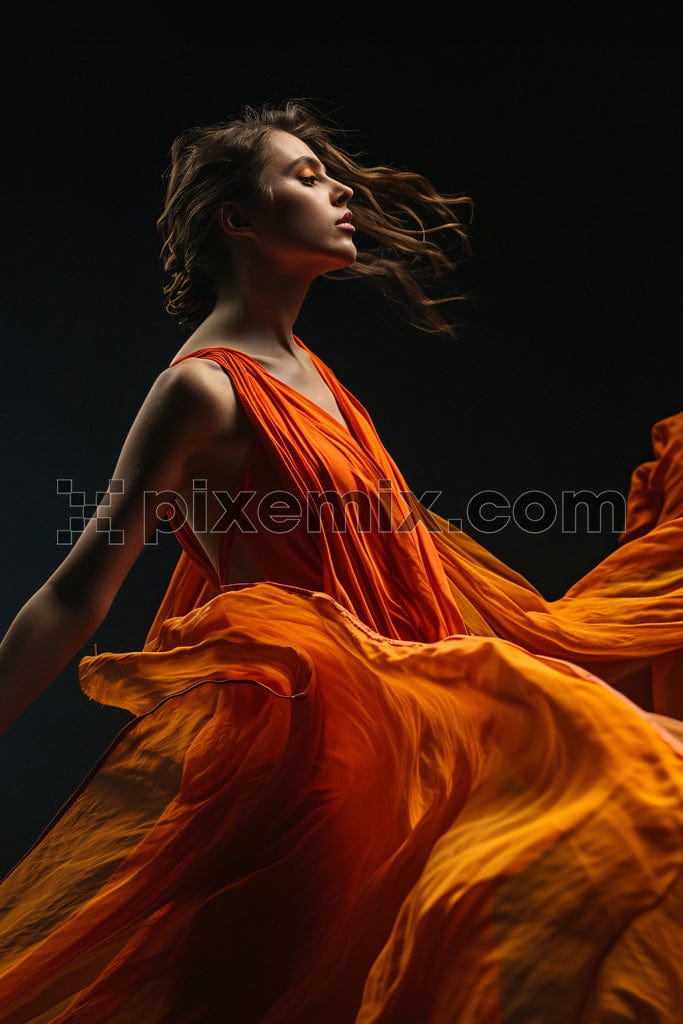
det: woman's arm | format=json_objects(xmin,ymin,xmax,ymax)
[{"xmin": 0, "ymin": 358, "xmax": 238, "ymax": 735}]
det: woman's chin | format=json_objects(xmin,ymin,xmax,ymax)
[
  {"xmin": 307, "ymin": 244, "xmax": 357, "ymax": 278},
  {"xmin": 331, "ymin": 245, "xmax": 357, "ymax": 270}
]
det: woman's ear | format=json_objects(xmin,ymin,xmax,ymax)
[{"xmin": 218, "ymin": 205, "xmax": 254, "ymax": 238}]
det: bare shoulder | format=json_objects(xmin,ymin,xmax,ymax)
[
  {"xmin": 160, "ymin": 354, "xmax": 235, "ymax": 403},
  {"xmin": 142, "ymin": 355, "xmax": 242, "ymax": 437}
]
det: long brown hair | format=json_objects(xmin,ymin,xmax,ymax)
[{"xmin": 157, "ymin": 100, "xmax": 474, "ymax": 335}]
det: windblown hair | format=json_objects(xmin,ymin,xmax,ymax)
[{"xmin": 157, "ymin": 100, "xmax": 474, "ymax": 335}]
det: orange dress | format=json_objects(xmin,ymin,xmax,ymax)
[{"xmin": 1, "ymin": 337, "xmax": 683, "ymax": 1023}]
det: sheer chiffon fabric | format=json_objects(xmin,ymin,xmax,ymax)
[{"xmin": 1, "ymin": 338, "xmax": 683, "ymax": 1022}]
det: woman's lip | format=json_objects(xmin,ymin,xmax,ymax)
[{"xmin": 336, "ymin": 223, "xmax": 356, "ymax": 232}]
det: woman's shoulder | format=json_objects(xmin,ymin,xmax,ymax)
[{"xmin": 131, "ymin": 351, "xmax": 242, "ymax": 448}]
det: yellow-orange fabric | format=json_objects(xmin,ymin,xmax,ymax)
[{"xmin": 1, "ymin": 338, "xmax": 683, "ymax": 1023}]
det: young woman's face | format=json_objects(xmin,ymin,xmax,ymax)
[{"xmin": 243, "ymin": 129, "xmax": 356, "ymax": 275}]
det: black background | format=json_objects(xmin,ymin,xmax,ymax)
[{"xmin": 0, "ymin": 45, "xmax": 680, "ymax": 875}]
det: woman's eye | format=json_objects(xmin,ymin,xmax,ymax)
[{"xmin": 300, "ymin": 176, "xmax": 319, "ymax": 186}]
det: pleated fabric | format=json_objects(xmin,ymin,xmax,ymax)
[{"xmin": 1, "ymin": 337, "xmax": 683, "ymax": 1023}]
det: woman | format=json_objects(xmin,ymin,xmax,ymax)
[{"xmin": 1, "ymin": 100, "xmax": 683, "ymax": 1023}]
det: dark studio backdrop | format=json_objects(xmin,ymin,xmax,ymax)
[{"xmin": 0, "ymin": 45, "xmax": 680, "ymax": 876}]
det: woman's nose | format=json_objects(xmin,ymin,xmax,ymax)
[{"xmin": 332, "ymin": 180, "xmax": 353, "ymax": 204}]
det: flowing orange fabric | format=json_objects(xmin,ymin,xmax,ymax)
[{"xmin": 1, "ymin": 337, "xmax": 683, "ymax": 1022}]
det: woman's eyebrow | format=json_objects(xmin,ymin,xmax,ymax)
[{"xmin": 283, "ymin": 155, "xmax": 326, "ymax": 175}]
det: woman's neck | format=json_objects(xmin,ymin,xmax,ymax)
[{"xmin": 208, "ymin": 267, "xmax": 313, "ymax": 357}]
